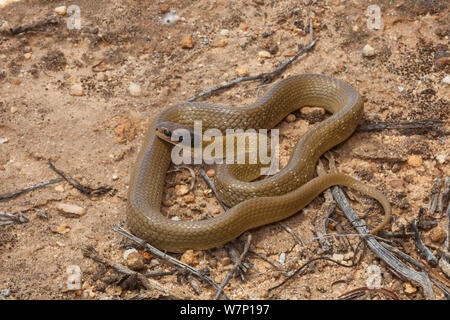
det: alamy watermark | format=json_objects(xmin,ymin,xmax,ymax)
[{"xmin": 164, "ymin": 121, "xmax": 280, "ymax": 176}]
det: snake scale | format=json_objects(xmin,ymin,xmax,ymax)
[{"xmin": 127, "ymin": 74, "xmax": 391, "ymax": 252}]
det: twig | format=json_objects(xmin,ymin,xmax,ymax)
[
  {"xmin": 411, "ymin": 219, "xmax": 439, "ymax": 268},
  {"xmin": 112, "ymin": 227, "xmax": 229, "ymax": 299},
  {"xmin": 81, "ymin": 246, "xmax": 186, "ymax": 299},
  {"xmin": 168, "ymin": 165, "xmax": 196, "ymax": 193},
  {"xmin": 446, "ymin": 205, "xmax": 450, "ymax": 252},
  {"xmin": 382, "ymin": 242, "xmax": 450, "ymax": 298},
  {"xmin": 331, "ymin": 186, "xmax": 435, "ymax": 299},
  {"xmin": 214, "ymin": 233, "xmax": 252, "ymax": 300},
  {"xmin": 429, "ymin": 178, "xmax": 443, "ymax": 214},
  {"xmin": 0, "ymin": 178, "xmax": 62, "ymax": 201},
  {"xmin": 187, "ymin": 38, "xmax": 318, "ymax": 101},
  {"xmin": 359, "ymin": 119, "xmax": 445, "ymax": 132},
  {"xmin": 9, "ymin": 15, "xmax": 60, "ymax": 35},
  {"xmin": 279, "ymin": 222, "xmax": 304, "ymax": 246},
  {"xmin": 439, "ymin": 177, "xmax": 450, "ymax": 215},
  {"xmin": 199, "ymin": 168, "xmax": 228, "ymax": 210},
  {"xmin": 47, "ymin": 160, "xmax": 112, "ymax": 196},
  {"xmin": 248, "ymin": 250, "xmax": 289, "ymax": 276},
  {"xmin": 268, "ymin": 240, "xmax": 366, "ymax": 292},
  {"xmin": 225, "ymin": 243, "xmax": 252, "ymax": 280},
  {"xmin": 0, "ymin": 211, "xmax": 29, "ymax": 226},
  {"xmin": 338, "ymin": 286, "xmax": 400, "ymax": 300}
]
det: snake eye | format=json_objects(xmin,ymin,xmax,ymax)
[
  {"xmin": 163, "ymin": 128, "xmax": 171, "ymax": 137},
  {"xmin": 178, "ymin": 136, "xmax": 184, "ymax": 142}
]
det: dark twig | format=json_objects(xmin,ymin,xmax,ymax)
[
  {"xmin": 429, "ymin": 178, "xmax": 443, "ymax": 214},
  {"xmin": 81, "ymin": 246, "xmax": 185, "ymax": 298},
  {"xmin": 338, "ymin": 286, "xmax": 400, "ymax": 300},
  {"xmin": 112, "ymin": 227, "xmax": 229, "ymax": 299},
  {"xmin": 279, "ymin": 222, "xmax": 304, "ymax": 246},
  {"xmin": 411, "ymin": 219, "xmax": 439, "ymax": 268},
  {"xmin": 199, "ymin": 168, "xmax": 228, "ymax": 210},
  {"xmin": 382, "ymin": 242, "xmax": 450, "ymax": 298},
  {"xmin": 214, "ymin": 233, "xmax": 252, "ymax": 300},
  {"xmin": 331, "ymin": 186, "xmax": 435, "ymax": 299},
  {"xmin": 168, "ymin": 165, "xmax": 196, "ymax": 193},
  {"xmin": 446, "ymin": 205, "xmax": 450, "ymax": 252},
  {"xmin": 269, "ymin": 240, "xmax": 366, "ymax": 292},
  {"xmin": 47, "ymin": 160, "xmax": 112, "ymax": 196},
  {"xmin": 187, "ymin": 38, "xmax": 317, "ymax": 101},
  {"xmin": 9, "ymin": 15, "xmax": 60, "ymax": 35},
  {"xmin": 439, "ymin": 177, "xmax": 450, "ymax": 215},
  {"xmin": 0, "ymin": 211, "xmax": 29, "ymax": 226},
  {"xmin": 0, "ymin": 178, "xmax": 62, "ymax": 201},
  {"xmin": 359, "ymin": 119, "xmax": 444, "ymax": 132},
  {"xmin": 225, "ymin": 243, "xmax": 252, "ymax": 281}
]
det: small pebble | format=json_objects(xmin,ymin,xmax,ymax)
[
  {"xmin": 181, "ymin": 34, "xmax": 194, "ymax": 49},
  {"xmin": 429, "ymin": 227, "xmax": 446, "ymax": 243},
  {"xmin": 220, "ymin": 257, "xmax": 231, "ymax": 266},
  {"xmin": 69, "ymin": 84, "xmax": 84, "ymax": 96},
  {"xmin": 0, "ymin": 137, "xmax": 9, "ymax": 144},
  {"xmin": 183, "ymin": 194, "xmax": 195, "ymax": 203},
  {"xmin": 206, "ymin": 169, "xmax": 215, "ymax": 178},
  {"xmin": 397, "ymin": 85, "xmax": 404, "ymax": 93},
  {"xmin": 128, "ymin": 82, "xmax": 142, "ymax": 96},
  {"xmin": 362, "ymin": 44, "xmax": 376, "ymax": 57},
  {"xmin": 279, "ymin": 252, "xmax": 286, "ymax": 265},
  {"xmin": 258, "ymin": 50, "xmax": 272, "ymax": 59},
  {"xmin": 301, "ymin": 107, "xmax": 325, "ymax": 118},
  {"xmin": 159, "ymin": 3, "xmax": 170, "ymax": 13},
  {"xmin": 443, "ymin": 76, "xmax": 450, "ymax": 84},
  {"xmin": 56, "ymin": 203, "xmax": 87, "ymax": 217},
  {"xmin": 162, "ymin": 11, "xmax": 179, "ymax": 25},
  {"xmin": 0, "ymin": 288, "xmax": 10, "ymax": 297},
  {"xmin": 220, "ymin": 29, "xmax": 230, "ymax": 37},
  {"xmin": 175, "ymin": 184, "xmax": 190, "ymax": 196},
  {"xmin": 24, "ymin": 52, "xmax": 32, "ymax": 60},
  {"xmin": 403, "ymin": 282, "xmax": 417, "ymax": 295},
  {"xmin": 125, "ymin": 250, "xmax": 145, "ymax": 271},
  {"xmin": 180, "ymin": 250, "xmax": 199, "ymax": 266},
  {"xmin": 112, "ymin": 173, "xmax": 119, "ymax": 180},
  {"xmin": 10, "ymin": 106, "xmax": 17, "ymax": 114},
  {"xmin": 54, "ymin": 185, "xmax": 65, "ymax": 193},
  {"xmin": 285, "ymin": 114, "xmax": 296, "ymax": 123},
  {"xmin": 239, "ymin": 23, "xmax": 249, "ymax": 31},
  {"xmin": 235, "ymin": 65, "xmax": 249, "ymax": 77},
  {"xmin": 407, "ymin": 155, "xmax": 422, "ymax": 167},
  {"xmin": 332, "ymin": 253, "xmax": 344, "ymax": 263},
  {"xmin": 54, "ymin": 6, "xmax": 67, "ymax": 15},
  {"xmin": 436, "ymin": 154, "xmax": 447, "ymax": 164}
]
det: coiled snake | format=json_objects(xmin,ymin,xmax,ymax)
[{"xmin": 127, "ymin": 74, "xmax": 391, "ymax": 252}]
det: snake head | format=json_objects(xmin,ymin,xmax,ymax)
[{"xmin": 155, "ymin": 121, "xmax": 197, "ymax": 147}]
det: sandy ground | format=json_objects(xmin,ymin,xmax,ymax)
[{"xmin": 0, "ymin": 0, "xmax": 449, "ymax": 300}]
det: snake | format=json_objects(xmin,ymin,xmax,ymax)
[{"xmin": 127, "ymin": 74, "xmax": 391, "ymax": 253}]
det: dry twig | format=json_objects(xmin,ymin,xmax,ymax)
[{"xmin": 214, "ymin": 234, "xmax": 252, "ymax": 300}]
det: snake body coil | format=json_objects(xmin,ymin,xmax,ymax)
[{"xmin": 127, "ymin": 75, "xmax": 391, "ymax": 252}]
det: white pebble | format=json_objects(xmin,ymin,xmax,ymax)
[
  {"xmin": 0, "ymin": 137, "xmax": 9, "ymax": 144},
  {"xmin": 220, "ymin": 29, "xmax": 230, "ymax": 37},
  {"xmin": 123, "ymin": 248, "xmax": 138, "ymax": 260},
  {"xmin": 54, "ymin": 6, "xmax": 67, "ymax": 15},
  {"xmin": 443, "ymin": 75, "xmax": 450, "ymax": 84},
  {"xmin": 279, "ymin": 252, "xmax": 286, "ymax": 265},
  {"xmin": 112, "ymin": 173, "xmax": 119, "ymax": 180},
  {"xmin": 69, "ymin": 84, "xmax": 84, "ymax": 96},
  {"xmin": 128, "ymin": 82, "xmax": 142, "ymax": 96},
  {"xmin": 362, "ymin": 44, "xmax": 376, "ymax": 57},
  {"xmin": 397, "ymin": 85, "xmax": 404, "ymax": 93}
]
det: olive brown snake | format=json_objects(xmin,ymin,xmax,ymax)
[{"xmin": 127, "ymin": 74, "xmax": 391, "ymax": 252}]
